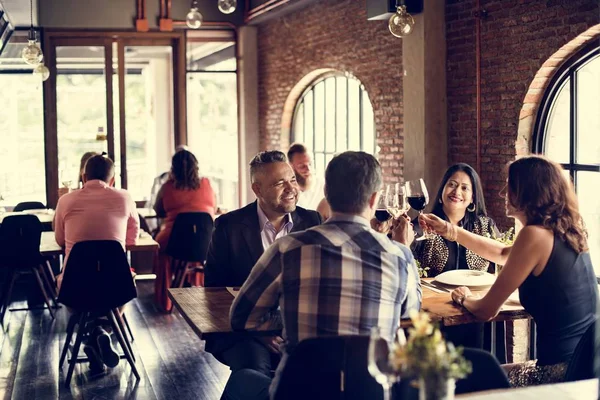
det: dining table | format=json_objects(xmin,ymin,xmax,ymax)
[
  {"xmin": 168, "ymin": 279, "xmax": 531, "ymax": 341},
  {"xmin": 456, "ymin": 378, "xmax": 598, "ymax": 399},
  {"xmin": 0, "ymin": 209, "xmax": 55, "ymax": 225}
]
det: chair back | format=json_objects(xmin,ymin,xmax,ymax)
[
  {"xmin": 0, "ymin": 215, "xmax": 43, "ymax": 268},
  {"xmin": 274, "ymin": 335, "xmax": 416, "ymax": 400},
  {"xmin": 455, "ymin": 348, "xmax": 510, "ymax": 394},
  {"xmin": 138, "ymin": 213, "xmax": 151, "ymax": 233},
  {"xmin": 165, "ymin": 212, "xmax": 213, "ymax": 262},
  {"xmin": 13, "ymin": 201, "xmax": 46, "ymax": 212},
  {"xmin": 564, "ymin": 320, "xmax": 598, "ymax": 382},
  {"xmin": 57, "ymin": 240, "xmax": 136, "ymax": 312}
]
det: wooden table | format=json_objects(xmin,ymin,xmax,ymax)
[
  {"xmin": 0, "ymin": 210, "xmax": 55, "ymax": 225},
  {"xmin": 137, "ymin": 208, "xmax": 158, "ymax": 219},
  {"xmin": 169, "ymin": 282, "xmax": 530, "ymax": 340},
  {"xmin": 457, "ymin": 378, "xmax": 597, "ymax": 399},
  {"xmin": 40, "ymin": 231, "xmax": 160, "ymax": 256}
]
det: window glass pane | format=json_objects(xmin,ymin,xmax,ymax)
[
  {"xmin": 576, "ymin": 55, "xmax": 600, "ymax": 165},
  {"xmin": 0, "ymin": 74, "xmax": 46, "ymax": 206},
  {"xmin": 314, "ymin": 82, "xmax": 325, "ymax": 152},
  {"xmin": 293, "ymin": 103, "xmax": 304, "ymax": 144},
  {"xmin": 325, "ymin": 77, "xmax": 336, "ymax": 153},
  {"xmin": 348, "ymin": 79, "xmax": 360, "ymax": 150},
  {"xmin": 544, "ymin": 79, "xmax": 570, "ymax": 164},
  {"xmin": 362, "ymin": 90, "xmax": 375, "ymax": 156},
  {"xmin": 315, "ymin": 153, "xmax": 325, "ymax": 179},
  {"xmin": 303, "ymin": 91, "xmax": 314, "ymax": 152},
  {"xmin": 56, "ymin": 46, "xmax": 108, "ymax": 191},
  {"xmin": 576, "ymin": 171, "xmax": 600, "ymax": 275},
  {"xmin": 187, "ymin": 41, "xmax": 236, "ymax": 72},
  {"xmin": 187, "ymin": 72, "xmax": 239, "ymax": 211},
  {"xmin": 336, "ymin": 76, "xmax": 347, "ymax": 153}
]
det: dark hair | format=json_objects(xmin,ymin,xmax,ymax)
[
  {"xmin": 325, "ymin": 151, "xmax": 382, "ymax": 214},
  {"xmin": 250, "ymin": 151, "xmax": 288, "ymax": 182},
  {"xmin": 287, "ymin": 143, "xmax": 308, "ymax": 163},
  {"xmin": 431, "ymin": 163, "xmax": 487, "ymax": 231},
  {"xmin": 171, "ymin": 150, "xmax": 200, "ymax": 190},
  {"xmin": 84, "ymin": 154, "xmax": 115, "ymax": 182},
  {"xmin": 79, "ymin": 151, "xmax": 98, "ymax": 184},
  {"xmin": 508, "ymin": 155, "xmax": 587, "ymax": 253}
]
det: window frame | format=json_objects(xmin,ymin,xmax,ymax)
[{"xmin": 290, "ymin": 72, "xmax": 376, "ymax": 174}]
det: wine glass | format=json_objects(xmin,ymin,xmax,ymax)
[
  {"xmin": 375, "ymin": 187, "xmax": 392, "ymax": 222},
  {"xmin": 393, "ymin": 183, "xmax": 410, "ymax": 217},
  {"xmin": 59, "ymin": 169, "xmax": 73, "ymax": 189},
  {"xmin": 368, "ymin": 327, "xmax": 399, "ymax": 400},
  {"xmin": 405, "ymin": 179, "xmax": 433, "ymax": 240}
]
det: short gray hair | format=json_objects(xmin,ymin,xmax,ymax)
[
  {"xmin": 249, "ymin": 151, "xmax": 288, "ymax": 182},
  {"xmin": 325, "ymin": 151, "xmax": 382, "ymax": 214}
]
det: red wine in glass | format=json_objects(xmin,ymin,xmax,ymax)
[
  {"xmin": 375, "ymin": 209, "xmax": 392, "ymax": 222},
  {"xmin": 407, "ymin": 196, "xmax": 427, "ymax": 211}
]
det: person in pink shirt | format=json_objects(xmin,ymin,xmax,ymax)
[{"xmin": 53, "ymin": 154, "xmax": 139, "ymax": 375}]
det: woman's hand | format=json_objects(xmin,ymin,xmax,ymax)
[
  {"xmin": 371, "ymin": 217, "xmax": 393, "ymax": 234},
  {"xmin": 451, "ymin": 286, "xmax": 475, "ymax": 306},
  {"xmin": 390, "ymin": 214, "xmax": 415, "ymax": 245},
  {"xmin": 418, "ymin": 213, "xmax": 449, "ymax": 238}
]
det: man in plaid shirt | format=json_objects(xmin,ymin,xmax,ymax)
[{"xmin": 226, "ymin": 151, "xmax": 421, "ymax": 400}]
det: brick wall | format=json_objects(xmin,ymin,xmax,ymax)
[
  {"xmin": 446, "ymin": 0, "xmax": 599, "ymax": 230},
  {"xmin": 256, "ymin": 0, "xmax": 405, "ymax": 182}
]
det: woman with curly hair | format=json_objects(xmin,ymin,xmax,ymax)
[
  {"xmin": 154, "ymin": 149, "xmax": 216, "ymax": 311},
  {"xmin": 420, "ymin": 155, "xmax": 598, "ymax": 387}
]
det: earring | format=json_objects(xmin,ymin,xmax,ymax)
[
  {"xmin": 438, "ymin": 198, "xmax": 442, "ymax": 204},
  {"xmin": 467, "ymin": 203, "xmax": 476, "ymax": 212}
]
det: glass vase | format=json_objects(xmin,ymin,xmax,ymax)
[{"xmin": 419, "ymin": 376, "xmax": 455, "ymax": 400}]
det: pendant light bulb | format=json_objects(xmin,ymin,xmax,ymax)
[
  {"xmin": 388, "ymin": 5, "xmax": 415, "ymax": 38},
  {"xmin": 218, "ymin": 0, "xmax": 237, "ymax": 14},
  {"xmin": 33, "ymin": 63, "xmax": 50, "ymax": 81},
  {"xmin": 186, "ymin": 1, "xmax": 203, "ymax": 29}
]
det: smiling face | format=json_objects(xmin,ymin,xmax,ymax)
[
  {"xmin": 252, "ymin": 161, "xmax": 299, "ymax": 215},
  {"xmin": 290, "ymin": 152, "xmax": 313, "ymax": 187},
  {"xmin": 441, "ymin": 171, "xmax": 474, "ymax": 214}
]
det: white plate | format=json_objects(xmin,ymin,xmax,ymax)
[{"xmin": 434, "ymin": 270, "xmax": 496, "ymax": 288}]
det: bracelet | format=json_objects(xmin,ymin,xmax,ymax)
[
  {"xmin": 458, "ymin": 294, "xmax": 470, "ymax": 307},
  {"xmin": 445, "ymin": 222, "xmax": 458, "ymax": 242}
]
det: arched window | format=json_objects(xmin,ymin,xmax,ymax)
[
  {"xmin": 291, "ymin": 73, "xmax": 375, "ymax": 176},
  {"xmin": 533, "ymin": 41, "xmax": 600, "ymax": 273}
]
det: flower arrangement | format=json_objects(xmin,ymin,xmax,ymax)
[
  {"xmin": 392, "ymin": 310, "xmax": 471, "ymax": 381},
  {"xmin": 415, "ymin": 259, "xmax": 430, "ymax": 278}
]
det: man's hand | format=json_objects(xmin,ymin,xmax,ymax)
[
  {"xmin": 256, "ymin": 335, "xmax": 284, "ymax": 354},
  {"xmin": 390, "ymin": 214, "xmax": 414, "ymax": 245}
]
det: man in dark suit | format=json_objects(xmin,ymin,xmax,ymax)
[{"xmin": 204, "ymin": 150, "xmax": 322, "ymax": 389}]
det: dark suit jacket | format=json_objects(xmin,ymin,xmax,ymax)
[
  {"xmin": 204, "ymin": 201, "xmax": 322, "ymax": 288},
  {"xmin": 203, "ymin": 201, "xmax": 322, "ymax": 359}
]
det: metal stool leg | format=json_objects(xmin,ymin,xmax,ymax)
[
  {"xmin": 109, "ymin": 310, "xmax": 140, "ymax": 380},
  {"xmin": 59, "ymin": 314, "xmax": 79, "ymax": 369},
  {"xmin": 122, "ymin": 313, "xmax": 134, "ymax": 343}
]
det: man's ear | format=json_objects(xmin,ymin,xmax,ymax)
[
  {"xmin": 109, "ymin": 176, "xmax": 115, "ymax": 187},
  {"xmin": 251, "ymin": 182, "xmax": 261, "ymax": 199},
  {"xmin": 368, "ymin": 191, "xmax": 378, "ymax": 210},
  {"xmin": 82, "ymin": 174, "xmax": 88, "ymax": 184}
]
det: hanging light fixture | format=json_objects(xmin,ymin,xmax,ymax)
[
  {"xmin": 33, "ymin": 63, "xmax": 50, "ymax": 81},
  {"xmin": 388, "ymin": 0, "xmax": 415, "ymax": 38},
  {"xmin": 22, "ymin": 0, "xmax": 43, "ymax": 65},
  {"xmin": 218, "ymin": 0, "xmax": 237, "ymax": 14},
  {"xmin": 186, "ymin": 0, "xmax": 203, "ymax": 29}
]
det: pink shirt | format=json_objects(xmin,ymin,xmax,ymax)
[{"xmin": 54, "ymin": 180, "xmax": 140, "ymax": 265}]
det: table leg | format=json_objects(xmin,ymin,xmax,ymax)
[
  {"xmin": 529, "ymin": 319, "xmax": 537, "ymax": 360},
  {"xmin": 490, "ymin": 320, "xmax": 497, "ymax": 358}
]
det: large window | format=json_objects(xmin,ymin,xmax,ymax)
[
  {"xmin": 186, "ymin": 32, "xmax": 238, "ymax": 211},
  {"xmin": 534, "ymin": 42, "xmax": 600, "ymax": 273},
  {"xmin": 291, "ymin": 73, "xmax": 375, "ymax": 177}
]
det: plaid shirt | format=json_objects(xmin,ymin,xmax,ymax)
[{"xmin": 230, "ymin": 214, "xmax": 422, "ymax": 348}]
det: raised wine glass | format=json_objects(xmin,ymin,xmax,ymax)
[
  {"xmin": 368, "ymin": 327, "xmax": 400, "ymax": 400},
  {"xmin": 375, "ymin": 186, "xmax": 392, "ymax": 222},
  {"xmin": 405, "ymin": 179, "xmax": 434, "ymax": 240},
  {"xmin": 394, "ymin": 183, "xmax": 410, "ymax": 216}
]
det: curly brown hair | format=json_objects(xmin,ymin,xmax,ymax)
[
  {"xmin": 508, "ymin": 155, "xmax": 588, "ymax": 253},
  {"xmin": 170, "ymin": 150, "xmax": 200, "ymax": 190}
]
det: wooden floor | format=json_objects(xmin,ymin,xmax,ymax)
[{"xmin": 0, "ymin": 280, "xmax": 230, "ymax": 400}]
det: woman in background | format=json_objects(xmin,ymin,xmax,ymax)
[
  {"xmin": 412, "ymin": 163, "xmax": 503, "ymax": 359},
  {"xmin": 154, "ymin": 149, "xmax": 216, "ymax": 311},
  {"xmin": 421, "ymin": 155, "xmax": 597, "ymax": 386}
]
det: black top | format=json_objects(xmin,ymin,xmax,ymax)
[{"xmin": 519, "ymin": 236, "xmax": 598, "ymax": 366}]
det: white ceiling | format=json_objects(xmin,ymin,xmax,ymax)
[{"xmin": 0, "ymin": 0, "xmax": 38, "ymax": 27}]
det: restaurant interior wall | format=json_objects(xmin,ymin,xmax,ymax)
[
  {"xmin": 255, "ymin": 0, "xmax": 406, "ymax": 183},
  {"xmin": 445, "ymin": 0, "xmax": 599, "ymax": 230}
]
